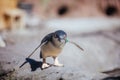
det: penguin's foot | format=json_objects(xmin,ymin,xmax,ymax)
[
  {"xmin": 53, "ymin": 57, "xmax": 64, "ymax": 67},
  {"xmin": 54, "ymin": 63, "xmax": 64, "ymax": 67},
  {"xmin": 42, "ymin": 63, "xmax": 51, "ymax": 69}
]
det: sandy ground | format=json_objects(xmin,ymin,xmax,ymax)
[{"xmin": 0, "ymin": 18, "xmax": 120, "ymax": 80}]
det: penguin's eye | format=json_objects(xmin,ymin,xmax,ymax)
[{"xmin": 54, "ymin": 34, "xmax": 59, "ymax": 38}]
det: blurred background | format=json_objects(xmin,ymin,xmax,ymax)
[{"xmin": 0, "ymin": 0, "xmax": 120, "ymax": 80}]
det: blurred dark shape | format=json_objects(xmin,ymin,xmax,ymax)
[
  {"xmin": 58, "ymin": 6, "xmax": 69, "ymax": 16},
  {"xmin": 105, "ymin": 5, "xmax": 118, "ymax": 16},
  {"xmin": 59, "ymin": 77, "xmax": 64, "ymax": 80},
  {"xmin": 102, "ymin": 68, "xmax": 120, "ymax": 77},
  {"xmin": 102, "ymin": 68, "xmax": 120, "ymax": 80},
  {"xmin": 17, "ymin": 1, "xmax": 33, "ymax": 13},
  {"xmin": 26, "ymin": 58, "xmax": 43, "ymax": 71},
  {"xmin": 20, "ymin": 58, "xmax": 43, "ymax": 71},
  {"xmin": 102, "ymin": 76, "xmax": 120, "ymax": 80},
  {"xmin": 3, "ymin": 14, "xmax": 11, "ymax": 30},
  {"xmin": 4, "ymin": 14, "xmax": 10, "ymax": 22},
  {"xmin": 15, "ymin": 16, "xmax": 20, "ymax": 22}
]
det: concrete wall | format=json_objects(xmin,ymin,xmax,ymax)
[{"xmin": 21, "ymin": 0, "xmax": 120, "ymax": 19}]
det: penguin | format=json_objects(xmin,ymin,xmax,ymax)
[{"xmin": 40, "ymin": 30, "xmax": 68, "ymax": 69}]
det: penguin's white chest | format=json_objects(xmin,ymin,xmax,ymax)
[{"xmin": 41, "ymin": 42, "xmax": 62, "ymax": 58}]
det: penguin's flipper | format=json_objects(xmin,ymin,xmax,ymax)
[
  {"xmin": 40, "ymin": 33, "xmax": 54, "ymax": 46},
  {"xmin": 40, "ymin": 51, "xmax": 43, "ymax": 58}
]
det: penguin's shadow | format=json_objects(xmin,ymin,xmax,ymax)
[{"xmin": 25, "ymin": 58, "xmax": 43, "ymax": 71}]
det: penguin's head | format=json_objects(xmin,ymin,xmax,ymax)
[{"xmin": 54, "ymin": 30, "xmax": 67, "ymax": 43}]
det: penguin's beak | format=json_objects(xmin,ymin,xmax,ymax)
[
  {"xmin": 58, "ymin": 38, "xmax": 68, "ymax": 43},
  {"xmin": 65, "ymin": 39, "xmax": 69, "ymax": 43}
]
